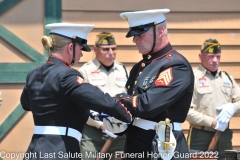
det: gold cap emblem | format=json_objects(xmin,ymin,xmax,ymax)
[{"xmin": 123, "ymin": 15, "xmax": 128, "ymax": 21}]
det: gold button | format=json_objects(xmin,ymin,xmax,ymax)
[
  {"xmin": 145, "ymin": 86, "xmax": 148, "ymax": 89},
  {"xmin": 141, "ymin": 63, "xmax": 145, "ymax": 67},
  {"xmin": 135, "ymin": 81, "xmax": 137, "ymax": 85},
  {"xmin": 128, "ymin": 85, "xmax": 130, "ymax": 89},
  {"xmin": 148, "ymin": 55, "xmax": 151, "ymax": 59},
  {"xmin": 139, "ymin": 72, "xmax": 142, "ymax": 75},
  {"xmin": 132, "ymin": 91, "xmax": 135, "ymax": 95}
]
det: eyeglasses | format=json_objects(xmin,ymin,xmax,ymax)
[{"xmin": 99, "ymin": 47, "xmax": 117, "ymax": 52}]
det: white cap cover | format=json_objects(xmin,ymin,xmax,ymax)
[
  {"xmin": 45, "ymin": 23, "xmax": 94, "ymax": 40},
  {"xmin": 120, "ymin": 9, "xmax": 170, "ymax": 37},
  {"xmin": 45, "ymin": 23, "xmax": 94, "ymax": 52}
]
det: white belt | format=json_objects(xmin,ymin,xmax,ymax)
[
  {"xmin": 132, "ymin": 118, "xmax": 182, "ymax": 131},
  {"xmin": 34, "ymin": 126, "xmax": 82, "ymax": 142}
]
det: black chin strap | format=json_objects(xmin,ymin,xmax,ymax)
[
  {"xmin": 71, "ymin": 39, "xmax": 76, "ymax": 66},
  {"xmin": 149, "ymin": 24, "xmax": 156, "ymax": 53}
]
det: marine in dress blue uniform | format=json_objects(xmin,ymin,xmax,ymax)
[
  {"xmin": 110, "ymin": 9, "xmax": 194, "ymax": 160},
  {"xmin": 20, "ymin": 23, "xmax": 131, "ymax": 160}
]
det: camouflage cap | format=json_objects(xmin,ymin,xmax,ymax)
[
  {"xmin": 95, "ymin": 32, "xmax": 116, "ymax": 46},
  {"xmin": 201, "ymin": 38, "xmax": 221, "ymax": 54}
]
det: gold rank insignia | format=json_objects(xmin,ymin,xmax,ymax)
[
  {"xmin": 155, "ymin": 67, "xmax": 173, "ymax": 86},
  {"xmin": 123, "ymin": 15, "xmax": 128, "ymax": 21}
]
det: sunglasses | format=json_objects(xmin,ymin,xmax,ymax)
[{"xmin": 99, "ymin": 47, "xmax": 117, "ymax": 52}]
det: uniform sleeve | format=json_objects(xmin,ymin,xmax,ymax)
[
  {"xmin": 115, "ymin": 64, "xmax": 193, "ymax": 118},
  {"xmin": 20, "ymin": 86, "xmax": 31, "ymax": 111},
  {"xmin": 20, "ymin": 70, "xmax": 35, "ymax": 111},
  {"xmin": 231, "ymin": 77, "xmax": 240, "ymax": 116},
  {"xmin": 61, "ymin": 69, "xmax": 132, "ymax": 123},
  {"xmin": 186, "ymin": 83, "xmax": 214, "ymax": 127}
]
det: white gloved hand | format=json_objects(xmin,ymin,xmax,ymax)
[
  {"xmin": 216, "ymin": 103, "xmax": 237, "ymax": 123},
  {"xmin": 90, "ymin": 110, "xmax": 99, "ymax": 116},
  {"xmin": 103, "ymin": 117, "xmax": 128, "ymax": 134},
  {"xmin": 102, "ymin": 130, "xmax": 117, "ymax": 138},
  {"xmin": 214, "ymin": 121, "xmax": 228, "ymax": 132}
]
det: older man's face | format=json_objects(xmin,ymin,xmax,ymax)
[
  {"xmin": 199, "ymin": 52, "xmax": 221, "ymax": 72},
  {"xmin": 132, "ymin": 27, "xmax": 154, "ymax": 55},
  {"xmin": 94, "ymin": 44, "xmax": 117, "ymax": 66}
]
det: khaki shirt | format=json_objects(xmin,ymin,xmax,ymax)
[
  {"xmin": 186, "ymin": 65, "xmax": 240, "ymax": 127},
  {"xmin": 79, "ymin": 58, "xmax": 128, "ymax": 128},
  {"xmin": 79, "ymin": 58, "xmax": 128, "ymax": 96}
]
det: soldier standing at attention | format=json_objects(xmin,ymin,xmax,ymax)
[{"xmin": 186, "ymin": 39, "xmax": 240, "ymax": 160}]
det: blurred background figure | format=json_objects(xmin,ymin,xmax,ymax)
[
  {"xmin": 79, "ymin": 32, "xmax": 128, "ymax": 160},
  {"xmin": 186, "ymin": 39, "xmax": 240, "ymax": 160},
  {"xmin": 0, "ymin": 91, "xmax": 2, "ymax": 107}
]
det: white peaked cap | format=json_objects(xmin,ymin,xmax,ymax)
[
  {"xmin": 45, "ymin": 23, "xmax": 94, "ymax": 40},
  {"xmin": 120, "ymin": 9, "xmax": 170, "ymax": 27},
  {"xmin": 119, "ymin": 9, "xmax": 170, "ymax": 38}
]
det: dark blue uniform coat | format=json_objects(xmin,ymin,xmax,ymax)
[
  {"xmin": 115, "ymin": 43, "xmax": 194, "ymax": 160},
  {"xmin": 20, "ymin": 56, "xmax": 131, "ymax": 160}
]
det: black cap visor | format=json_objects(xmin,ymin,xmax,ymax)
[
  {"xmin": 73, "ymin": 36, "xmax": 91, "ymax": 52},
  {"xmin": 81, "ymin": 43, "xmax": 91, "ymax": 52},
  {"xmin": 126, "ymin": 22, "xmax": 156, "ymax": 38}
]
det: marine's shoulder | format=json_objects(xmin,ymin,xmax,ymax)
[
  {"xmin": 53, "ymin": 64, "xmax": 80, "ymax": 77},
  {"xmin": 170, "ymin": 50, "xmax": 189, "ymax": 63},
  {"xmin": 160, "ymin": 50, "xmax": 191, "ymax": 69}
]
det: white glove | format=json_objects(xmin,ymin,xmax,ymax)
[
  {"xmin": 214, "ymin": 121, "xmax": 228, "ymax": 132},
  {"xmin": 102, "ymin": 130, "xmax": 117, "ymax": 138},
  {"xmin": 216, "ymin": 103, "xmax": 237, "ymax": 123},
  {"xmin": 103, "ymin": 117, "xmax": 128, "ymax": 134},
  {"xmin": 90, "ymin": 110, "xmax": 99, "ymax": 116}
]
